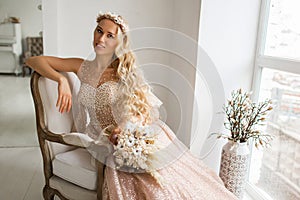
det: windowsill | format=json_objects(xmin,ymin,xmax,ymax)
[
  {"xmin": 245, "ymin": 182, "xmax": 273, "ymax": 200},
  {"xmin": 243, "ymin": 191, "xmax": 256, "ymax": 200}
]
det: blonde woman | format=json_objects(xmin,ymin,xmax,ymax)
[{"xmin": 26, "ymin": 12, "xmax": 237, "ymax": 199}]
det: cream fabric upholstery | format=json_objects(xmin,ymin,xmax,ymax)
[
  {"xmin": 38, "ymin": 72, "xmax": 78, "ymax": 157},
  {"xmin": 50, "ymin": 176, "xmax": 97, "ymax": 200},
  {"xmin": 53, "ymin": 148, "xmax": 97, "ymax": 190}
]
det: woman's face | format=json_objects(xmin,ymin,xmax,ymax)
[{"xmin": 93, "ymin": 19, "xmax": 119, "ymax": 56}]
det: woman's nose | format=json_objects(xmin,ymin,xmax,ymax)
[{"xmin": 99, "ymin": 34, "xmax": 105, "ymax": 42}]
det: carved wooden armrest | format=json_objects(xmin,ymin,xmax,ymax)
[
  {"xmin": 39, "ymin": 127, "xmax": 112, "ymax": 153},
  {"xmin": 38, "ymin": 127, "xmax": 94, "ymax": 149}
]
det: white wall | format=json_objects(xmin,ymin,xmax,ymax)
[
  {"xmin": 0, "ymin": 0, "xmax": 43, "ymax": 48},
  {"xmin": 45, "ymin": 0, "xmax": 175, "ymax": 57},
  {"xmin": 168, "ymin": 0, "xmax": 201, "ymax": 146},
  {"xmin": 196, "ymin": 0, "xmax": 261, "ymax": 172},
  {"xmin": 42, "ymin": 0, "xmax": 58, "ymax": 56}
]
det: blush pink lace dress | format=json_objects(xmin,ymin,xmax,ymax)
[{"xmin": 76, "ymin": 72, "xmax": 237, "ymax": 200}]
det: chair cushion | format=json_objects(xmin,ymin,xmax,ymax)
[
  {"xmin": 52, "ymin": 148, "xmax": 97, "ymax": 190},
  {"xmin": 50, "ymin": 176, "xmax": 97, "ymax": 200}
]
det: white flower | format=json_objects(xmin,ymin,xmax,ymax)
[
  {"xmin": 125, "ymin": 136, "xmax": 135, "ymax": 147},
  {"xmin": 132, "ymin": 147, "xmax": 142, "ymax": 157}
]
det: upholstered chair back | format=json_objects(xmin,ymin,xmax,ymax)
[
  {"xmin": 38, "ymin": 72, "xmax": 79, "ymax": 157},
  {"xmin": 31, "ymin": 71, "xmax": 104, "ymax": 199}
]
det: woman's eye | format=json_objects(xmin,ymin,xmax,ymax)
[
  {"xmin": 108, "ymin": 34, "xmax": 114, "ymax": 38},
  {"xmin": 97, "ymin": 29, "xmax": 102, "ymax": 33}
]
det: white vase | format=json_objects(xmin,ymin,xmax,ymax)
[{"xmin": 219, "ymin": 140, "xmax": 250, "ymax": 199}]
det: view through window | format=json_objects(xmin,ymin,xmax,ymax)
[{"xmin": 249, "ymin": 0, "xmax": 300, "ymax": 199}]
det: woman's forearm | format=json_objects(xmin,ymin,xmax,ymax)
[{"xmin": 25, "ymin": 56, "xmax": 66, "ymax": 83}]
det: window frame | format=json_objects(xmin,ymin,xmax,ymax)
[{"xmin": 247, "ymin": 0, "xmax": 300, "ymax": 199}]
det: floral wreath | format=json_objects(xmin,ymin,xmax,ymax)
[{"xmin": 98, "ymin": 11, "xmax": 129, "ymax": 32}]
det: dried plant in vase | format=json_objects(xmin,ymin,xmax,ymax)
[
  {"xmin": 218, "ymin": 88, "xmax": 274, "ymax": 148},
  {"xmin": 217, "ymin": 88, "xmax": 273, "ymax": 199}
]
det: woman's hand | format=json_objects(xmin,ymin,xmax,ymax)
[
  {"xmin": 56, "ymin": 76, "xmax": 72, "ymax": 113},
  {"xmin": 109, "ymin": 127, "xmax": 121, "ymax": 145}
]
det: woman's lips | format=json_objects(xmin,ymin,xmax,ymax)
[{"xmin": 96, "ymin": 43, "xmax": 105, "ymax": 48}]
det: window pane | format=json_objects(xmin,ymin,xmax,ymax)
[
  {"xmin": 249, "ymin": 68, "xmax": 300, "ymax": 199},
  {"xmin": 264, "ymin": 0, "xmax": 300, "ymax": 60}
]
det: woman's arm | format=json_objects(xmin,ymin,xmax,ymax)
[
  {"xmin": 26, "ymin": 56, "xmax": 84, "ymax": 113},
  {"xmin": 26, "ymin": 56, "xmax": 83, "ymax": 81}
]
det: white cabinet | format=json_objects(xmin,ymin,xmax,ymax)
[{"xmin": 0, "ymin": 23, "xmax": 22, "ymax": 74}]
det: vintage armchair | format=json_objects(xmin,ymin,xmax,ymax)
[
  {"xmin": 30, "ymin": 71, "xmax": 106, "ymax": 200},
  {"xmin": 23, "ymin": 37, "xmax": 43, "ymax": 77}
]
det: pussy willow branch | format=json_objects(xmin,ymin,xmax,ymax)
[
  {"xmin": 226, "ymin": 91, "xmax": 248, "ymax": 141},
  {"xmin": 237, "ymin": 94, "xmax": 247, "ymax": 140},
  {"xmin": 221, "ymin": 89, "xmax": 273, "ymax": 146},
  {"xmin": 245, "ymin": 102, "xmax": 266, "ymax": 134}
]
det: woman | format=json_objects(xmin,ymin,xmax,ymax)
[{"xmin": 26, "ymin": 12, "xmax": 237, "ymax": 199}]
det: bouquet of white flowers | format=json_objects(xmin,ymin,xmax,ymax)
[
  {"xmin": 112, "ymin": 121, "xmax": 159, "ymax": 170},
  {"xmin": 104, "ymin": 121, "xmax": 164, "ymax": 185}
]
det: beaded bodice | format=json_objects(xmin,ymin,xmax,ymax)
[
  {"xmin": 76, "ymin": 60, "xmax": 120, "ymax": 138},
  {"xmin": 75, "ymin": 60, "xmax": 163, "ymax": 139},
  {"xmin": 77, "ymin": 81, "xmax": 119, "ymax": 137}
]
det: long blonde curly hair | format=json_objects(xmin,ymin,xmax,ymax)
[{"xmin": 97, "ymin": 13, "xmax": 155, "ymax": 125}]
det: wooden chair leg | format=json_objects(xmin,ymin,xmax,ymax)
[{"xmin": 43, "ymin": 185, "xmax": 55, "ymax": 200}]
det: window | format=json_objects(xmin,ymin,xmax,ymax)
[
  {"xmin": 248, "ymin": 0, "xmax": 300, "ymax": 199},
  {"xmin": 264, "ymin": 0, "xmax": 300, "ymax": 60}
]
